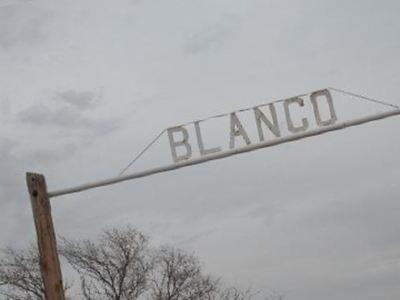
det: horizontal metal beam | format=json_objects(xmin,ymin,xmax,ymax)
[{"xmin": 48, "ymin": 109, "xmax": 400, "ymax": 198}]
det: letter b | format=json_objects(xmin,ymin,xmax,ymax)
[{"xmin": 167, "ymin": 126, "xmax": 192, "ymax": 163}]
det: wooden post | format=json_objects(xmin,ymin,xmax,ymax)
[{"xmin": 26, "ymin": 173, "xmax": 65, "ymax": 300}]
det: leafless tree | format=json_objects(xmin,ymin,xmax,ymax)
[
  {"xmin": 214, "ymin": 286, "xmax": 286, "ymax": 300},
  {"xmin": 213, "ymin": 286, "xmax": 259, "ymax": 300},
  {"xmin": 147, "ymin": 246, "xmax": 219, "ymax": 300},
  {"xmin": 0, "ymin": 244, "xmax": 70, "ymax": 300},
  {"xmin": 146, "ymin": 246, "xmax": 274, "ymax": 300},
  {"xmin": 0, "ymin": 245, "xmax": 43, "ymax": 300},
  {"xmin": 60, "ymin": 227, "xmax": 152, "ymax": 300},
  {"xmin": 0, "ymin": 227, "xmax": 282, "ymax": 300}
]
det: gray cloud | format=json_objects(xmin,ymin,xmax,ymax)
[
  {"xmin": 0, "ymin": 137, "xmax": 35, "ymax": 247},
  {"xmin": 24, "ymin": 144, "xmax": 78, "ymax": 165},
  {"xmin": 55, "ymin": 89, "xmax": 98, "ymax": 110},
  {"xmin": 0, "ymin": 96, "xmax": 11, "ymax": 116},
  {"xmin": 183, "ymin": 15, "xmax": 239, "ymax": 55},
  {"xmin": 0, "ymin": 137, "xmax": 20, "ymax": 187},
  {"xmin": 0, "ymin": 1, "xmax": 50, "ymax": 50},
  {"xmin": 17, "ymin": 90, "xmax": 119, "ymax": 138}
]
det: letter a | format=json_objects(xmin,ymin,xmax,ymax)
[{"xmin": 229, "ymin": 113, "xmax": 251, "ymax": 149}]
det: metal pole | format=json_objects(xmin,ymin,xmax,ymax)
[
  {"xmin": 26, "ymin": 173, "xmax": 65, "ymax": 300},
  {"xmin": 48, "ymin": 109, "xmax": 400, "ymax": 198}
]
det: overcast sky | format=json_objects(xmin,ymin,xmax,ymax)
[{"xmin": 1, "ymin": 0, "xmax": 400, "ymax": 299}]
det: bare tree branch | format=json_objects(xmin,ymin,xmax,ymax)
[
  {"xmin": 148, "ymin": 246, "xmax": 219, "ymax": 300},
  {"xmin": 0, "ymin": 244, "xmax": 70, "ymax": 300},
  {"xmin": 60, "ymin": 226, "xmax": 152, "ymax": 300}
]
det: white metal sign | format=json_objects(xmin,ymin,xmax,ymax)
[
  {"xmin": 47, "ymin": 87, "xmax": 400, "ymax": 198},
  {"xmin": 167, "ymin": 89, "xmax": 337, "ymax": 163}
]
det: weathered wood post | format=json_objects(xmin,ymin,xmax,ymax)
[{"xmin": 26, "ymin": 173, "xmax": 65, "ymax": 300}]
